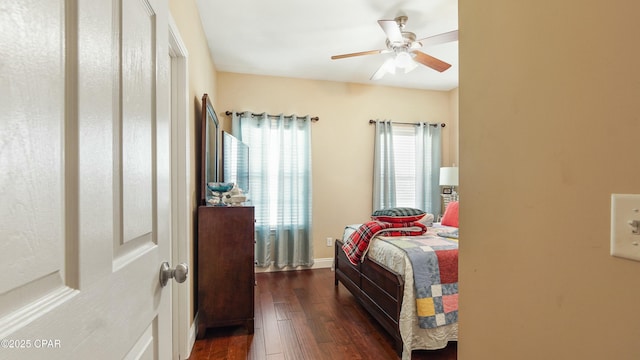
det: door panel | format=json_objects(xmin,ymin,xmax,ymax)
[
  {"xmin": 121, "ymin": 0, "xmax": 154, "ymax": 247},
  {"xmin": 0, "ymin": 0, "xmax": 171, "ymax": 358},
  {"xmin": 0, "ymin": 0, "xmax": 72, "ymax": 336},
  {"xmin": 117, "ymin": 0, "xmax": 157, "ymax": 264}
]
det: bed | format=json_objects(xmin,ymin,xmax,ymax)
[{"xmin": 334, "ymin": 222, "xmax": 458, "ymax": 360}]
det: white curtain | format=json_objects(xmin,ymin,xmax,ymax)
[
  {"xmin": 373, "ymin": 120, "xmax": 442, "ymax": 214},
  {"xmin": 232, "ymin": 112, "xmax": 313, "ymax": 268},
  {"xmin": 373, "ymin": 120, "xmax": 396, "ymax": 210},
  {"xmin": 416, "ymin": 122, "xmax": 442, "ymax": 215}
]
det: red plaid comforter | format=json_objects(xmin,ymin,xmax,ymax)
[{"xmin": 341, "ymin": 221, "xmax": 427, "ymax": 265}]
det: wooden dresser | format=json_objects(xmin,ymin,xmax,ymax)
[{"xmin": 197, "ymin": 205, "xmax": 255, "ymax": 337}]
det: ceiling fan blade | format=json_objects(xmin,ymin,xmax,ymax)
[
  {"xmin": 377, "ymin": 19, "xmax": 403, "ymax": 43},
  {"xmin": 331, "ymin": 49, "xmax": 385, "ymax": 60},
  {"xmin": 417, "ymin": 30, "xmax": 459, "ymax": 47},
  {"xmin": 370, "ymin": 58, "xmax": 396, "ymax": 80},
  {"xmin": 412, "ymin": 50, "xmax": 452, "ymax": 72}
]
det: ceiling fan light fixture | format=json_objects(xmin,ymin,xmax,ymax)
[
  {"xmin": 394, "ymin": 51, "xmax": 413, "ymax": 69},
  {"xmin": 383, "ymin": 57, "xmax": 396, "ymax": 74},
  {"xmin": 403, "ymin": 57, "xmax": 419, "ymax": 73}
]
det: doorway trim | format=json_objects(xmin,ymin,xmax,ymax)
[{"xmin": 169, "ymin": 14, "xmax": 194, "ymax": 360}]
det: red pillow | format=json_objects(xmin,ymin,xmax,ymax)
[{"xmin": 441, "ymin": 201, "xmax": 459, "ymax": 227}]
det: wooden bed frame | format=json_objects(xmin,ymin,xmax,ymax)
[{"xmin": 334, "ymin": 239, "xmax": 404, "ymax": 355}]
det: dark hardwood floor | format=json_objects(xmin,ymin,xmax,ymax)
[{"xmin": 189, "ymin": 268, "xmax": 457, "ymax": 360}]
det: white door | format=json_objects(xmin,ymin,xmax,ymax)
[{"xmin": 0, "ymin": 0, "xmax": 173, "ymax": 359}]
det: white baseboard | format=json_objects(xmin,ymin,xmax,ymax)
[{"xmin": 255, "ymin": 257, "xmax": 333, "ymax": 273}]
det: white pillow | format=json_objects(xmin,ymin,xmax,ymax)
[{"xmin": 417, "ymin": 213, "xmax": 435, "ymax": 227}]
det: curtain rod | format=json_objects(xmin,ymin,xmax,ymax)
[
  {"xmin": 368, "ymin": 119, "xmax": 445, "ymax": 127},
  {"xmin": 225, "ymin": 111, "xmax": 319, "ymax": 122}
]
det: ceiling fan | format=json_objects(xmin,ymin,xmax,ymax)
[{"xmin": 331, "ymin": 16, "xmax": 458, "ymax": 80}]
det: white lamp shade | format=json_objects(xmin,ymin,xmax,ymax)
[
  {"xmin": 394, "ymin": 51, "xmax": 413, "ymax": 68},
  {"xmin": 439, "ymin": 167, "xmax": 459, "ymax": 186}
]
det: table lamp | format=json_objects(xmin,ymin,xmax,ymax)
[{"xmin": 439, "ymin": 167, "xmax": 459, "ymax": 200}]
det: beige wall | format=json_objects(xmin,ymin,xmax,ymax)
[
  {"xmin": 459, "ymin": 1, "xmax": 640, "ymax": 359},
  {"xmin": 218, "ymin": 72, "xmax": 458, "ymax": 260},
  {"xmin": 169, "ymin": 0, "xmax": 218, "ymax": 323}
]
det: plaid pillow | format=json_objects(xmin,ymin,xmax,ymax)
[{"xmin": 371, "ymin": 207, "xmax": 426, "ymax": 223}]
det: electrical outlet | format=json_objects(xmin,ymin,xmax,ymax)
[{"xmin": 326, "ymin": 237, "xmax": 333, "ymax": 247}]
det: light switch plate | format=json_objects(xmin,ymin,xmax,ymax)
[{"xmin": 611, "ymin": 194, "xmax": 640, "ymax": 261}]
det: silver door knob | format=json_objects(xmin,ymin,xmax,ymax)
[{"xmin": 159, "ymin": 262, "xmax": 189, "ymax": 287}]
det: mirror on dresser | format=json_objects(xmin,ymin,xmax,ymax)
[{"xmin": 200, "ymin": 93, "xmax": 219, "ymax": 205}]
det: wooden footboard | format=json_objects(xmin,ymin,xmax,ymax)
[{"xmin": 334, "ymin": 240, "xmax": 404, "ymax": 355}]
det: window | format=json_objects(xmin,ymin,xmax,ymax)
[
  {"xmin": 392, "ymin": 125, "xmax": 419, "ymax": 208},
  {"xmin": 243, "ymin": 121, "xmax": 309, "ymax": 228}
]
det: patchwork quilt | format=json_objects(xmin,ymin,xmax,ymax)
[
  {"xmin": 381, "ymin": 235, "xmax": 458, "ymax": 329},
  {"xmin": 341, "ymin": 221, "xmax": 427, "ymax": 265}
]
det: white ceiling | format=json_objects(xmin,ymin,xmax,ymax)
[{"xmin": 195, "ymin": 0, "xmax": 458, "ymax": 91}]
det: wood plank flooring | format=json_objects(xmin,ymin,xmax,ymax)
[{"xmin": 189, "ymin": 269, "xmax": 456, "ymax": 360}]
